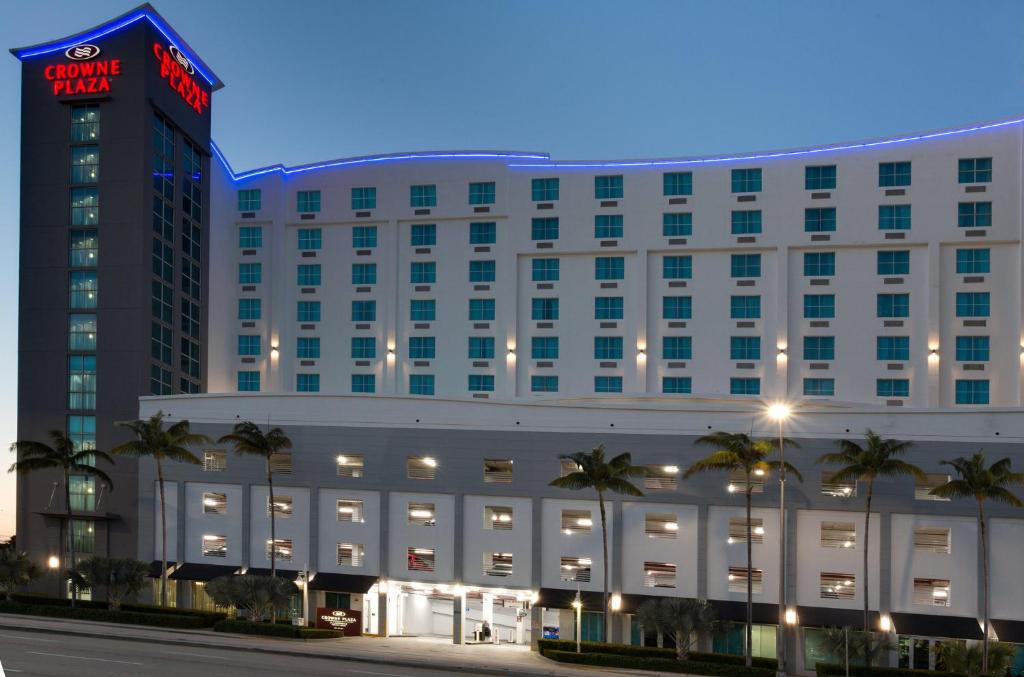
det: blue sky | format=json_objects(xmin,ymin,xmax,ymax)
[{"xmin": 2, "ymin": 0, "xmax": 1024, "ymax": 538}]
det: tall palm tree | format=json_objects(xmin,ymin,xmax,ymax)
[
  {"xmin": 817, "ymin": 429, "xmax": 924, "ymax": 640},
  {"xmin": 930, "ymin": 452, "xmax": 1024, "ymax": 674},
  {"xmin": 684, "ymin": 431, "xmax": 800, "ymax": 669},
  {"xmin": 549, "ymin": 444, "xmax": 645, "ymax": 641},
  {"xmin": 218, "ymin": 421, "xmax": 293, "ymax": 577},
  {"xmin": 9, "ymin": 430, "xmax": 113, "ymax": 607},
  {"xmin": 111, "ymin": 412, "xmax": 210, "ymax": 607}
]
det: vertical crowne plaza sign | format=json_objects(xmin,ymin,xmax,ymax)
[{"xmin": 152, "ymin": 41, "xmax": 210, "ymax": 114}]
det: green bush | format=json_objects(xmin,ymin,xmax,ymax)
[
  {"xmin": 0, "ymin": 600, "xmax": 207, "ymax": 628},
  {"xmin": 6, "ymin": 594, "xmax": 225, "ymax": 626},
  {"xmin": 543, "ymin": 649, "xmax": 776, "ymax": 676},
  {"xmin": 298, "ymin": 628, "xmax": 343, "ymax": 639},
  {"xmin": 816, "ymin": 663, "xmax": 968, "ymax": 677},
  {"xmin": 536, "ymin": 639, "xmax": 777, "ymax": 669},
  {"xmin": 213, "ymin": 619, "xmax": 340, "ymax": 639},
  {"xmin": 9, "ymin": 593, "xmax": 106, "ymax": 609}
]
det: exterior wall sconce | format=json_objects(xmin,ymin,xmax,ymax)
[{"xmin": 270, "ymin": 344, "xmax": 279, "ymax": 357}]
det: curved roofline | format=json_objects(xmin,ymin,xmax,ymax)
[{"xmin": 10, "ymin": 3, "xmax": 223, "ymax": 90}]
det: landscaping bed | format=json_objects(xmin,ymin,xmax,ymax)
[
  {"xmin": 8, "ymin": 594, "xmax": 226, "ymax": 626},
  {"xmin": 0, "ymin": 599, "xmax": 211, "ymax": 629},
  {"xmin": 537, "ymin": 639, "xmax": 778, "ymax": 676},
  {"xmin": 214, "ymin": 619, "xmax": 342, "ymax": 639},
  {"xmin": 816, "ymin": 664, "xmax": 968, "ymax": 677}
]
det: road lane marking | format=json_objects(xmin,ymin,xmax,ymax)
[{"xmin": 26, "ymin": 651, "xmax": 143, "ymax": 666}]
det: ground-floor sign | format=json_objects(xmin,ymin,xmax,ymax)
[{"xmin": 315, "ymin": 607, "xmax": 362, "ymax": 636}]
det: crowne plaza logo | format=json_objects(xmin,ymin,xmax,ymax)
[{"xmin": 64, "ymin": 44, "xmax": 101, "ymax": 60}]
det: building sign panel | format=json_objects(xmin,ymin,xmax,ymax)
[
  {"xmin": 152, "ymin": 42, "xmax": 210, "ymax": 114},
  {"xmin": 44, "ymin": 44, "xmax": 121, "ymax": 96},
  {"xmin": 315, "ymin": 607, "xmax": 362, "ymax": 635}
]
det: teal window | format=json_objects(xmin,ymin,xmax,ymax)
[
  {"xmin": 879, "ymin": 205, "xmax": 912, "ymax": 230},
  {"xmin": 878, "ymin": 162, "xmax": 911, "ymax": 187},
  {"xmin": 804, "ymin": 294, "xmax": 835, "ymax": 319},
  {"xmin": 805, "ymin": 208, "xmax": 836, "ymax": 232},
  {"xmin": 958, "ymin": 202, "xmax": 992, "ymax": 228},
  {"xmin": 663, "ymin": 213, "xmax": 692, "ymax": 237},
  {"xmin": 730, "ymin": 336, "xmax": 760, "ymax": 360},
  {"xmin": 804, "ymin": 336, "xmax": 835, "ymax": 360},
  {"xmin": 663, "ymin": 296, "xmax": 692, "ymax": 320},
  {"xmin": 409, "ymin": 336, "xmax": 436, "ymax": 359},
  {"xmin": 877, "ymin": 293, "xmax": 910, "ymax": 318},
  {"xmin": 662, "ymin": 255, "xmax": 692, "ymax": 280},
  {"xmin": 237, "ymin": 371, "xmax": 260, "ymax": 391},
  {"xmin": 877, "ymin": 336, "xmax": 909, "ymax": 361},
  {"xmin": 955, "ymin": 379, "xmax": 989, "ymax": 404},
  {"xmin": 877, "ymin": 378, "xmax": 909, "ymax": 397},
  {"xmin": 663, "ymin": 172, "xmax": 692, "ymax": 196},
  {"xmin": 877, "ymin": 250, "xmax": 910, "ymax": 275},
  {"xmin": 663, "ymin": 336, "xmax": 692, "ymax": 360},
  {"xmin": 595, "ymin": 297, "xmax": 623, "ymax": 320},
  {"xmin": 730, "ymin": 378, "xmax": 760, "ymax": 395},
  {"xmin": 595, "ymin": 214, "xmax": 624, "ymax": 238},
  {"xmin": 956, "ymin": 248, "xmax": 989, "ymax": 274},
  {"xmin": 803, "ymin": 378, "xmax": 834, "ymax": 396},
  {"xmin": 297, "ymin": 191, "xmax": 321, "ymax": 213},
  {"xmin": 69, "ymin": 475, "xmax": 96, "ymax": 511},
  {"xmin": 238, "ymin": 298, "xmax": 261, "ymax": 320},
  {"xmin": 468, "ymin": 375, "xmax": 494, "ymax": 392},
  {"xmin": 469, "ymin": 298, "xmax": 495, "ymax": 321},
  {"xmin": 297, "ymin": 374, "xmax": 320, "ymax": 392},
  {"xmin": 352, "ymin": 300, "xmax": 376, "ymax": 322},
  {"xmin": 532, "ymin": 178, "xmax": 559, "ymax": 201},
  {"xmin": 70, "ymin": 188, "xmax": 98, "ymax": 226},
  {"xmin": 238, "ymin": 335, "xmax": 261, "ymax": 356},
  {"xmin": 352, "ymin": 226, "xmax": 377, "ymax": 248},
  {"xmin": 297, "ymin": 264, "xmax": 321, "ymax": 286},
  {"xmin": 956, "ymin": 292, "xmax": 989, "ymax": 317},
  {"xmin": 731, "ymin": 254, "xmax": 761, "ymax": 278},
  {"xmin": 958, "ymin": 158, "xmax": 992, "ymax": 184},
  {"xmin": 68, "ymin": 355, "xmax": 96, "ymax": 410},
  {"xmin": 532, "ymin": 218, "xmax": 559, "ymax": 241},
  {"xmin": 351, "ymin": 187, "xmax": 376, "ymax": 210},
  {"xmin": 731, "ymin": 168, "xmax": 762, "ymax": 193},
  {"xmin": 596, "ymin": 257, "xmax": 625, "ymax": 280},
  {"xmin": 730, "ymin": 295, "xmax": 760, "ymax": 319},
  {"xmin": 956, "ymin": 336, "xmax": 989, "ymax": 362},
  {"xmin": 237, "ymin": 189, "xmax": 261, "ymax": 211},
  {"xmin": 297, "ymin": 228, "xmax": 322, "ymax": 250},
  {"xmin": 410, "ymin": 374, "xmax": 435, "ymax": 395},
  {"xmin": 594, "ymin": 337, "xmax": 623, "ymax": 360},
  {"xmin": 805, "ymin": 165, "xmax": 836, "ymax": 190},
  {"xmin": 411, "ymin": 224, "xmax": 436, "ymax": 246},
  {"xmin": 69, "ymin": 271, "xmax": 97, "ymax": 309},
  {"xmin": 297, "ymin": 337, "xmax": 320, "ymax": 359},
  {"xmin": 469, "ymin": 260, "xmax": 495, "ymax": 282},
  {"xmin": 468, "ymin": 337, "xmax": 495, "ymax": 359},
  {"xmin": 71, "ymin": 104, "xmax": 100, "ymax": 142},
  {"xmin": 469, "ymin": 182, "xmax": 496, "ymax": 205},
  {"xmin": 470, "ymin": 222, "xmax": 496, "ymax": 244},
  {"xmin": 297, "ymin": 301, "xmax": 320, "ymax": 322},
  {"xmin": 531, "ymin": 375, "xmax": 559, "ymax": 392},
  {"xmin": 351, "ymin": 337, "xmax": 376, "ymax": 359},
  {"xmin": 70, "ymin": 230, "xmax": 98, "ymax": 267},
  {"xmin": 804, "ymin": 252, "xmax": 835, "ymax": 277},
  {"xmin": 410, "ymin": 184, "xmax": 436, "ymax": 207},
  {"xmin": 352, "ymin": 263, "xmax": 377, "ymax": 285},
  {"xmin": 731, "ymin": 210, "xmax": 762, "ymax": 235},
  {"xmin": 352, "ymin": 374, "xmax": 375, "ymax": 393},
  {"xmin": 662, "ymin": 377, "xmax": 691, "ymax": 394},
  {"xmin": 239, "ymin": 226, "xmax": 262, "ymax": 248},
  {"xmin": 531, "ymin": 337, "xmax": 559, "ymax": 359},
  {"xmin": 532, "ymin": 298, "xmax": 558, "ymax": 320},
  {"xmin": 595, "ymin": 175, "xmax": 623, "ymax": 199},
  {"xmin": 151, "ymin": 322, "xmax": 170, "ymax": 364},
  {"xmin": 411, "ymin": 262, "xmax": 436, "ymax": 284},
  {"xmin": 66, "ymin": 415, "xmax": 96, "ymax": 452},
  {"xmin": 71, "ymin": 145, "xmax": 99, "ymax": 184},
  {"xmin": 532, "ymin": 258, "xmax": 559, "ymax": 281},
  {"xmin": 594, "ymin": 376, "xmax": 622, "ymax": 393}
]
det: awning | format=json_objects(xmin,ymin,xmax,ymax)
[
  {"xmin": 891, "ymin": 612, "xmax": 983, "ymax": 640},
  {"xmin": 991, "ymin": 619, "xmax": 1024, "ymax": 644},
  {"xmin": 169, "ymin": 563, "xmax": 239, "ymax": 582},
  {"xmin": 308, "ymin": 573, "xmax": 378, "ymax": 593},
  {"xmin": 34, "ymin": 511, "xmax": 120, "ymax": 522},
  {"xmin": 148, "ymin": 560, "xmax": 176, "ymax": 578},
  {"xmin": 244, "ymin": 568, "xmax": 301, "ymax": 581},
  {"xmin": 709, "ymin": 600, "xmax": 779, "ymax": 625},
  {"xmin": 537, "ymin": 587, "xmax": 606, "ymax": 612},
  {"xmin": 797, "ymin": 606, "xmax": 879, "ymax": 629}
]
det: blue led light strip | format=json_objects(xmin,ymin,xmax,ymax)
[{"xmin": 13, "ymin": 9, "xmax": 217, "ymax": 88}]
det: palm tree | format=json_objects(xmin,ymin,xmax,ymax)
[
  {"xmin": 549, "ymin": 444, "xmax": 645, "ymax": 641},
  {"xmin": 684, "ymin": 431, "xmax": 800, "ymax": 669},
  {"xmin": 817, "ymin": 429, "xmax": 924, "ymax": 640},
  {"xmin": 0, "ymin": 546, "xmax": 41, "ymax": 600},
  {"xmin": 111, "ymin": 412, "xmax": 210, "ymax": 606},
  {"xmin": 218, "ymin": 421, "xmax": 293, "ymax": 577},
  {"xmin": 636, "ymin": 597, "xmax": 719, "ymax": 660},
  {"xmin": 69, "ymin": 556, "xmax": 151, "ymax": 610},
  {"xmin": 9, "ymin": 430, "xmax": 113, "ymax": 607},
  {"xmin": 930, "ymin": 452, "xmax": 1024, "ymax": 674}
]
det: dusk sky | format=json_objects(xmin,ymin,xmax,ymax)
[{"xmin": 2, "ymin": 0, "xmax": 1024, "ymax": 539}]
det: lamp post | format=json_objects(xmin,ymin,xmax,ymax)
[
  {"xmin": 767, "ymin": 402, "xmax": 792, "ymax": 677},
  {"xmin": 47, "ymin": 554, "xmax": 60, "ymax": 599},
  {"xmin": 571, "ymin": 589, "xmax": 582, "ymax": 654}
]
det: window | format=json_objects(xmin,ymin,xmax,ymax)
[
  {"xmin": 728, "ymin": 567, "xmax": 763, "ymax": 594},
  {"xmin": 879, "ymin": 161, "xmax": 911, "ymax": 187},
  {"xmin": 69, "ymin": 271, "xmax": 98, "ymax": 309},
  {"xmin": 203, "ymin": 450, "xmax": 226, "ymax": 472},
  {"xmin": 726, "ymin": 295, "xmax": 759, "ymax": 320},
  {"xmin": 468, "ymin": 374, "xmax": 494, "ymax": 392},
  {"xmin": 407, "ymin": 502, "xmax": 436, "ymax": 527},
  {"xmin": 644, "ymin": 467, "xmax": 679, "ymax": 491},
  {"xmin": 352, "ymin": 226, "xmax": 377, "ymax": 248},
  {"xmin": 730, "ymin": 336, "xmax": 760, "ymax": 360},
  {"xmin": 468, "ymin": 298, "xmax": 494, "ymax": 321},
  {"xmin": 532, "ymin": 258, "xmax": 560, "ymax": 281},
  {"xmin": 560, "ymin": 459, "xmax": 581, "ymax": 477},
  {"xmin": 266, "ymin": 453, "xmax": 291, "ymax": 475},
  {"xmin": 731, "ymin": 254, "xmax": 761, "ymax": 278},
  {"xmin": 596, "ymin": 257, "xmax": 625, "ymax": 280},
  {"xmin": 470, "ymin": 222, "xmax": 496, "ymax": 244},
  {"xmin": 955, "ymin": 292, "xmax": 989, "ymax": 317},
  {"xmin": 561, "ymin": 509, "xmax": 592, "ymax": 534},
  {"xmin": 803, "ymin": 336, "xmax": 835, "ymax": 361},
  {"xmin": 644, "ymin": 562, "xmax": 677, "ymax": 589},
  {"xmin": 804, "ymin": 294, "xmax": 835, "ymax": 319},
  {"xmin": 662, "ymin": 255, "xmax": 692, "ymax": 279},
  {"xmin": 663, "ymin": 171, "xmax": 692, "ymax": 196},
  {"xmin": 337, "ymin": 543, "xmax": 364, "ymax": 567},
  {"xmin": 68, "ymin": 355, "xmax": 96, "ymax": 410},
  {"xmin": 663, "ymin": 213, "xmax": 692, "ymax": 237},
  {"xmin": 820, "ymin": 573, "xmax": 856, "ymax": 600},
  {"xmin": 876, "ymin": 379, "xmax": 910, "ymax": 398},
  {"xmin": 469, "ymin": 182, "xmax": 495, "ymax": 205},
  {"xmin": 594, "ymin": 376, "xmax": 622, "ymax": 393},
  {"xmin": 297, "ymin": 191, "xmax": 321, "ymax": 213},
  {"xmin": 560, "ymin": 556, "xmax": 592, "ymax": 583},
  {"xmin": 237, "ymin": 371, "xmax": 260, "ymax": 392},
  {"xmin": 469, "ymin": 260, "xmax": 495, "ymax": 282},
  {"xmin": 411, "ymin": 299, "xmax": 436, "ymax": 322},
  {"xmin": 153, "ymin": 238, "xmax": 173, "ymax": 281},
  {"xmin": 532, "ymin": 178, "xmax": 559, "ymax": 201},
  {"xmin": 913, "ymin": 578, "xmax": 951, "ymax": 607},
  {"xmin": 484, "ymin": 506, "xmax": 513, "ymax": 530},
  {"xmin": 879, "ymin": 205, "xmax": 912, "ymax": 230},
  {"xmin": 351, "ymin": 187, "xmax": 376, "ymax": 210},
  {"xmin": 958, "ymin": 157, "xmax": 991, "ymax": 184},
  {"xmin": 408, "ymin": 547, "xmax": 435, "ymax": 572},
  {"xmin": 483, "ymin": 552, "xmax": 513, "ymax": 578},
  {"xmin": 955, "ymin": 336, "xmax": 989, "ymax": 362},
  {"xmin": 595, "ymin": 175, "xmax": 623, "ymax": 199},
  {"xmin": 877, "ymin": 250, "xmax": 910, "ymax": 275},
  {"xmin": 202, "ymin": 535, "xmax": 227, "ymax": 558},
  {"xmin": 67, "ymin": 415, "xmax": 95, "ymax": 452},
  {"xmin": 877, "ymin": 336, "xmax": 910, "ymax": 361},
  {"xmin": 594, "ymin": 336, "xmax": 623, "ymax": 360},
  {"xmin": 804, "ymin": 207, "xmax": 836, "ymax": 233},
  {"xmin": 296, "ymin": 373, "xmax": 320, "ymax": 392},
  {"xmin": 804, "ymin": 252, "xmax": 835, "ymax": 277},
  {"xmin": 351, "ymin": 337, "xmax": 376, "ymax": 359},
  {"xmin": 297, "ymin": 264, "xmax": 321, "ymax": 286},
  {"xmin": 237, "ymin": 189, "xmax": 261, "ymax": 211},
  {"xmin": 267, "ymin": 495, "xmax": 293, "ymax": 518},
  {"xmin": 662, "ymin": 377, "xmax": 691, "ymax": 394},
  {"xmin": 595, "ymin": 214, "xmax": 623, "ymax": 238},
  {"xmin": 531, "ymin": 337, "xmax": 559, "ymax": 360},
  {"xmin": 663, "ymin": 296, "xmax": 692, "ymax": 319},
  {"xmin": 730, "ymin": 378, "xmax": 760, "ymax": 395},
  {"xmin": 71, "ymin": 104, "xmax": 100, "ymax": 142},
  {"xmin": 915, "ymin": 474, "xmax": 951, "ymax": 500},
  {"xmin": 410, "ymin": 374, "xmax": 435, "ymax": 396},
  {"xmin": 532, "ymin": 298, "xmax": 559, "ymax": 321},
  {"xmin": 351, "ymin": 374, "xmax": 375, "ymax": 393},
  {"xmin": 297, "ymin": 228, "xmax": 321, "ymax": 250},
  {"xmin": 595, "ymin": 296, "xmax": 623, "ymax": 320},
  {"xmin": 239, "ymin": 226, "xmax": 263, "ymax": 248},
  {"xmin": 956, "ymin": 248, "xmax": 989, "ymax": 274},
  {"xmin": 805, "ymin": 165, "xmax": 836, "ymax": 190},
  {"xmin": 410, "ymin": 184, "xmax": 436, "ymax": 207},
  {"xmin": 298, "ymin": 301, "xmax": 320, "ymax": 322},
  {"xmin": 729, "ymin": 516, "xmax": 764, "ymax": 544},
  {"xmin": 411, "ymin": 224, "xmax": 436, "ymax": 246},
  {"xmin": 239, "ymin": 263, "xmax": 262, "ymax": 285},
  {"xmin": 70, "ymin": 145, "xmax": 99, "ymax": 184},
  {"xmin": 484, "ymin": 459, "xmax": 513, "ymax": 484},
  {"xmin": 266, "ymin": 538, "xmax": 293, "ymax": 562},
  {"xmin": 645, "ymin": 513, "xmax": 679, "ymax": 539},
  {"xmin": 821, "ymin": 471, "xmax": 856, "ymax": 498},
  {"xmin": 407, "ymin": 456, "xmax": 438, "ymax": 480},
  {"xmin": 731, "ymin": 168, "xmax": 762, "ymax": 193},
  {"xmin": 151, "ymin": 323, "xmax": 171, "ymax": 364},
  {"xmin": 70, "ymin": 230, "xmax": 98, "ymax": 267},
  {"xmin": 237, "ymin": 335, "xmax": 261, "ymax": 356},
  {"xmin": 877, "ymin": 293, "xmax": 909, "ymax": 318},
  {"xmin": 955, "ymin": 379, "xmax": 989, "ymax": 405},
  {"xmin": 731, "ymin": 210, "xmax": 762, "ymax": 235},
  {"xmin": 531, "ymin": 375, "xmax": 558, "ymax": 392},
  {"xmin": 468, "ymin": 337, "xmax": 495, "ymax": 359},
  {"xmin": 820, "ymin": 522, "xmax": 856, "ymax": 549},
  {"xmin": 70, "ymin": 187, "xmax": 98, "ymax": 226},
  {"xmin": 335, "ymin": 455, "xmax": 364, "ymax": 478},
  {"xmin": 409, "ymin": 336, "xmax": 436, "ymax": 359},
  {"xmin": 351, "ymin": 263, "xmax": 376, "ymax": 285},
  {"xmin": 958, "ymin": 202, "xmax": 992, "ymax": 228},
  {"xmin": 69, "ymin": 314, "xmax": 96, "ymax": 351},
  {"xmin": 914, "ymin": 527, "xmax": 951, "ymax": 554},
  {"xmin": 411, "ymin": 261, "xmax": 436, "ymax": 284},
  {"xmin": 238, "ymin": 298, "xmax": 261, "ymax": 320}
]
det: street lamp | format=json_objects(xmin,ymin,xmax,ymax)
[
  {"xmin": 571, "ymin": 590, "xmax": 583, "ymax": 654},
  {"xmin": 767, "ymin": 402, "xmax": 792, "ymax": 677}
]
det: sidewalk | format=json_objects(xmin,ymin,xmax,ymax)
[{"xmin": 0, "ymin": 613, "xmax": 668, "ymax": 676}]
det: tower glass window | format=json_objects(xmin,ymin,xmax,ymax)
[
  {"xmin": 877, "ymin": 336, "xmax": 910, "ymax": 361},
  {"xmin": 70, "ymin": 230, "xmax": 98, "ymax": 267},
  {"xmin": 239, "ymin": 226, "xmax": 262, "ymax": 248},
  {"xmin": 469, "ymin": 298, "xmax": 495, "ymax": 321},
  {"xmin": 595, "ymin": 297, "xmax": 623, "ymax": 320},
  {"xmin": 804, "ymin": 336, "xmax": 835, "ymax": 360},
  {"xmin": 69, "ymin": 271, "xmax": 98, "ymax": 309},
  {"xmin": 70, "ymin": 146, "xmax": 99, "ymax": 184},
  {"xmin": 71, "ymin": 104, "xmax": 100, "ymax": 142},
  {"xmin": 804, "ymin": 294, "xmax": 835, "ymax": 319},
  {"xmin": 955, "ymin": 292, "xmax": 989, "ymax": 317},
  {"xmin": 68, "ymin": 355, "xmax": 97, "ymax": 410},
  {"xmin": 69, "ymin": 314, "xmax": 96, "ymax": 351},
  {"xmin": 70, "ymin": 188, "xmax": 98, "ymax": 226},
  {"xmin": 411, "ymin": 299, "xmax": 436, "ymax": 321}
]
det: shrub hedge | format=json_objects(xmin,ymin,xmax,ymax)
[
  {"xmin": 544, "ymin": 649, "xmax": 777, "ymax": 676},
  {"xmin": 816, "ymin": 664, "xmax": 968, "ymax": 677},
  {"xmin": 536, "ymin": 639, "xmax": 778, "ymax": 669},
  {"xmin": 6, "ymin": 594, "xmax": 225, "ymax": 626},
  {"xmin": 0, "ymin": 600, "xmax": 208, "ymax": 628},
  {"xmin": 213, "ymin": 619, "xmax": 341, "ymax": 639}
]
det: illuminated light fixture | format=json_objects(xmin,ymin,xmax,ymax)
[
  {"xmin": 530, "ymin": 591, "xmax": 540, "ymax": 604},
  {"xmin": 754, "ymin": 526, "xmax": 765, "ymax": 536},
  {"xmin": 409, "ymin": 509, "xmax": 434, "ymax": 518},
  {"xmin": 727, "ymin": 574, "xmax": 736, "ymax": 581},
  {"xmin": 378, "ymin": 580, "xmax": 389, "ymax": 594},
  {"xmin": 202, "ymin": 534, "xmax": 218, "ymax": 540},
  {"xmin": 337, "ymin": 506, "xmax": 353, "ymax": 514},
  {"xmin": 413, "ymin": 548, "xmax": 433, "ymax": 555},
  {"xmin": 577, "ymin": 518, "xmax": 593, "ymax": 527},
  {"xmin": 767, "ymin": 402, "xmax": 792, "ymax": 422},
  {"xmin": 785, "ymin": 608, "xmax": 798, "ymax": 625},
  {"xmin": 271, "ymin": 345, "xmax": 279, "ymax": 357},
  {"xmin": 202, "ymin": 497, "xmax": 218, "ymax": 506},
  {"xmin": 727, "ymin": 537, "xmax": 734, "ymax": 545},
  {"xmin": 453, "ymin": 584, "xmax": 465, "ymax": 597},
  {"xmin": 610, "ymin": 594, "xmax": 622, "ymax": 611},
  {"xmin": 754, "ymin": 468, "xmax": 766, "ymax": 477},
  {"xmin": 507, "ymin": 347, "xmax": 515, "ymax": 355},
  {"xmin": 421, "ymin": 457, "xmax": 437, "ymax": 468},
  {"xmin": 662, "ymin": 465, "xmax": 680, "ymax": 474},
  {"xmin": 879, "ymin": 614, "xmax": 892, "ymax": 633},
  {"xmin": 48, "ymin": 555, "xmax": 60, "ymax": 569},
  {"xmin": 843, "ymin": 540, "xmax": 853, "ymax": 548},
  {"xmin": 563, "ymin": 529, "xmax": 572, "ymax": 536},
  {"xmin": 727, "ymin": 484, "xmax": 737, "ymax": 493},
  {"xmin": 571, "ymin": 598, "xmax": 582, "ymax": 610},
  {"xmin": 665, "ymin": 522, "xmax": 679, "ymax": 531},
  {"xmin": 578, "ymin": 558, "xmax": 592, "ymax": 566},
  {"xmin": 336, "ymin": 455, "xmax": 347, "ymax": 464},
  {"xmin": 498, "ymin": 514, "xmax": 511, "ymax": 522},
  {"xmin": 841, "ymin": 486, "xmax": 853, "ymax": 496}
]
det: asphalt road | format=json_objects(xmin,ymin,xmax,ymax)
[{"xmin": 0, "ymin": 630, "xmax": 486, "ymax": 677}]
